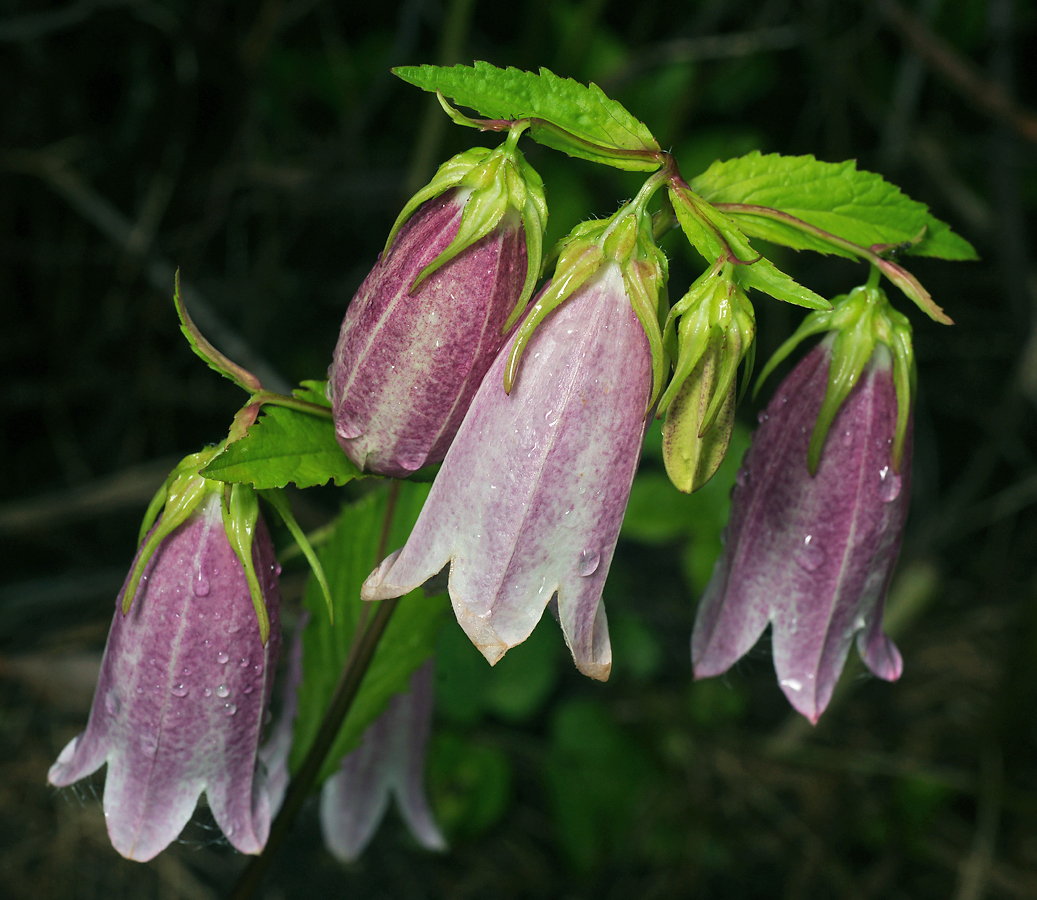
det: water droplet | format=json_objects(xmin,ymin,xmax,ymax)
[
  {"xmin": 794, "ymin": 534, "xmax": 825, "ymax": 572},
  {"xmin": 225, "ymin": 823, "xmax": 235, "ymax": 836},
  {"xmin": 736, "ymin": 468, "xmax": 750, "ymax": 487},
  {"xmin": 842, "ymin": 429, "xmax": 854, "ymax": 447},
  {"xmin": 227, "ymin": 621, "xmax": 241, "ymax": 635},
  {"xmin": 136, "ymin": 686, "xmax": 144, "ymax": 695},
  {"xmin": 193, "ymin": 570, "xmax": 210, "ymax": 597},
  {"xmin": 181, "ymin": 666, "xmax": 191, "ymax": 676},
  {"xmin": 203, "ymin": 687, "xmax": 213, "ymax": 698},
  {"xmin": 243, "ymin": 684, "xmax": 254, "ymax": 695},
  {"xmin": 216, "ymin": 684, "xmax": 230, "ymax": 699},
  {"xmin": 545, "ymin": 409, "xmax": 559, "ymax": 427},
  {"xmin": 140, "ymin": 734, "xmax": 159, "ymax": 757},
  {"xmin": 789, "ymin": 616, "xmax": 799, "ymax": 635},
  {"xmin": 853, "ymin": 615, "xmax": 867, "ymax": 631},
  {"xmin": 237, "ymin": 657, "xmax": 248, "ymax": 668},
  {"xmin": 878, "ymin": 466, "xmax": 902, "ymax": 502},
  {"xmin": 577, "ymin": 549, "xmax": 600, "ymax": 577},
  {"xmin": 273, "ymin": 562, "xmax": 282, "ymax": 577},
  {"xmin": 757, "ymin": 410, "xmax": 769, "ymax": 424},
  {"xmin": 780, "ymin": 678, "xmax": 803, "ymax": 692},
  {"xmin": 217, "ymin": 651, "xmax": 229, "ymax": 665},
  {"xmin": 223, "ymin": 703, "xmax": 237, "ymax": 717},
  {"xmin": 104, "ymin": 691, "xmax": 120, "ymax": 716},
  {"xmin": 171, "ymin": 683, "xmax": 189, "ymax": 698},
  {"xmin": 253, "ymin": 664, "xmax": 262, "ymax": 674}
]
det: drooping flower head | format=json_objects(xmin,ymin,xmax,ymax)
[
  {"xmin": 328, "ymin": 125, "xmax": 547, "ymax": 476},
  {"xmin": 320, "ymin": 660, "xmax": 445, "ymax": 862},
  {"xmin": 363, "ymin": 177, "xmax": 668, "ymax": 680},
  {"xmin": 691, "ymin": 277, "xmax": 914, "ymax": 723},
  {"xmin": 48, "ymin": 451, "xmax": 282, "ymax": 860}
]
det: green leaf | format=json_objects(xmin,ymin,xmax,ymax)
[
  {"xmin": 290, "ymin": 482, "xmax": 451, "ymax": 783},
  {"xmin": 394, "ymin": 62, "xmax": 661, "ymax": 171},
  {"xmin": 201, "ymin": 400, "xmax": 360, "ymax": 490},
  {"xmin": 690, "ymin": 151, "xmax": 975, "ymax": 262},
  {"xmin": 913, "ymin": 214, "xmax": 979, "ymax": 261},
  {"xmin": 544, "ymin": 699, "xmax": 658, "ymax": 873}
]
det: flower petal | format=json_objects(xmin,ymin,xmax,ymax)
[
  {"xmin": 692, "ymin": 342, "xmax": 909, "ymax": 723},
  {"xmin": 364, "ymin": 263, "xmax": 651, "ymax": 680},
  {"xmin": 329, "ymin": 191, "xmax": 528, "ymax": 476}
]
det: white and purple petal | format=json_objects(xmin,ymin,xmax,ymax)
[
  {"xmin": 692, "ymin": 341, "xmax": 910, "ymax": 723},
  {"xmin": 319, "ymin": 660, "xmax": 445, "ymax": 862},
  {"xmin": 329, "ymin": 191, "xmax": 528, "ymax": 476},
  {"xmin": 48, "ymin": 495, "xmax": 281, "ymax": 860},
  {"xmin": 363, "ymin": 262, "xmax": 652, "ymax": 680}
]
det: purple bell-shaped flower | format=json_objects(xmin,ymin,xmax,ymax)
[
  {"xmin": 48, "ymin": 465, "xmax": 281, "ymax": 861},
  {"xmin": 328, "ymin": 134, "xmax": 547, "ymax": 476},
  {"xmin": 692, "ymin": 281, "xmax": 914, "ymax": 722}
]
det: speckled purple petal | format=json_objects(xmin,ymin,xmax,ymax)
[
  {"xmin": 363, "ymin": 262, "xmax": 652, "ymax": 681},
  {"xmin": 48, "ymin": 494, "xmax": 282, "ymax": 860},
  {"xmin": 691, "ymin": 342, "xmax": 909, "ymax": 723},
  {"xmin": 319, "ymin": 661, "xmax": 445, "ymax": 862},
  {"xmin": 329, "ymin": 190, "xmax": 527, "ymax": 476}
]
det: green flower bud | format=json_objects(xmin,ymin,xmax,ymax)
[{"xmin": 658, "ymin": 262, "xmax": 756, "ymax": 492}]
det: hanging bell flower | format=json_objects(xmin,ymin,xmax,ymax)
[
  {"xmin": 328, "ymin": 126, "xmax": 548, "ymax": 476},
  {"xmin": 691, "ymin": 276, "xmax": 914, "ymax": 723},
  {"xmin": 363, "ymin": 171, "xmax": 669, "ymax": 679},
  {"xmin": 48, "ymin": 451, "xmax": 282, "ymax": 860}
]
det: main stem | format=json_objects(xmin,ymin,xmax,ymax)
[{"xmin": 230, "ymin": 483, "xmax": 402, "ymax": 900}]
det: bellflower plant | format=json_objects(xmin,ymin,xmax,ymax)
[
  {"xmin": 320, "ymin": 660, "xmax": 445, "ymax": 862},
  {"xmin": 691, "ymin": 278, "xmax": 914, "ymax": 723},
  {"xmin": 363, "ymin": 172, "xmax": 668, "ymax": 680},
  {"xmin": 328, "ymin": 125, "xmax": 547, "ymax": 476},
  {"xmin": 48, "ymin": 452, "xmax": 282, "ymax": 860}
]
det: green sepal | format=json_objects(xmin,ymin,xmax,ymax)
[
  {"xmin": 124, "ymin": 449, "xmax": 221, "ymax": 616},
  {"xmin": 382, "ymin": 148, "xmax": 487, "ymax": 257},
  {"xmin": 174, "ymin": 270, "xmax": 262, "ymax": 394},
  {"xmin": 385, "ymin": 124, "xmax": 549, "ymax": 332},
  {"xmin": 755, "ymin": 273, "xmax": 915, "ymax": 475},
  {"xmin": 809, "ymin": 324, "xmax": 875, "ymax": 474},
  {"xmin": 662, "ymin": 341, "xmax": 736, "ymax": 493},
  {"xmin": 668, "ymin": 184, "xmax": 829, "ymax": 312},
  {"xmin": 258, "ymin": 488, "xmax": 333, "ymax": 624},
  {"xmin": 504, "ymin": 233, "xmax": 604, "ymax": 392},
  {"xmin": 620, "ymin": 221, "xmax": 669, "ymax": 410},
  {"xmin": 221, "ymin": 481, "xmax": 270, "ymax": 645}
]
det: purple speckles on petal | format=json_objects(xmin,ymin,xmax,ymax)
[
  {"xmin": 363, "ymin": 263, "xmax": 652, "ymax": 681},
  {"xmin": 47, "ymin": 493, "xmax": 282, "ymax": 861},
  {"xmin": 328, "ymin": 191, "xmax": 528, "ymax": 476},
  {"xmin": 691, "ymin": 342, "xmax": 910, "ymax": 724}
]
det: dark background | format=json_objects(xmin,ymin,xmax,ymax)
[{"xmin": 2, "ymin": 0, "xmax": 1037, "ymax": 897}]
